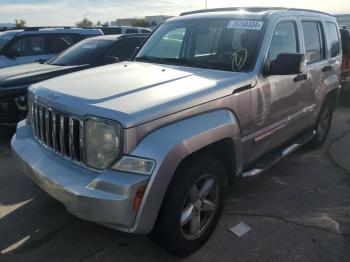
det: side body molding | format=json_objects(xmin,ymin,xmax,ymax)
[{"xmin": 128, "ymin": 109, "xmax": 243, "ymax": 233}]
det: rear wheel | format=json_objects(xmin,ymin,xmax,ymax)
[
  {"xmin": 151, "ymin": 155, "xmax": 228, "ymax": 257},
  {"xmin": 307, "ymin": 97, "xmax": 334, "ymax": 148}
]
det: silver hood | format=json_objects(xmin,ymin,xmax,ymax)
[{"xmin": 29, "ymin": 61, "xmax": 252, "ymax": 128}]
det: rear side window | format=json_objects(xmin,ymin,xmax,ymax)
[
  {"xmin": 268, "ymin": 21, "xmax": 299, "ymax": 62},
  {"xmin": 141, "ymin": 29, "xmax": 151, "ymax": 34},
  {"xmin": 326, "ymin": 23, "xmax": 341, "ymax": 58},
  {"xmin": 302, "ymin": 21, "xmax": 325, "ymax": 63},
  {"xmin": 8, "ymin": 36, "xmax": 47, "ymax": 56},
  {"xmin": 102, "ymin": 27, "xmax": 122, "ymax": 35},
  {"xmin": 48, "ymin": 35, "xmax": 75, "ymax": 53},
  {"xmin": 125, "ymin": 29, "xmax": 139, "ymax": 34}
]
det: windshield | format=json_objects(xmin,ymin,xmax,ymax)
[
  {"xmin": 48, "ymin": 38, "xmax": 114, "ymax": 66},
  {"xmin": 135, "ymin": 19, "xmax": 263, "ymax": 72},
  {"xmin": 0, "ymin": 32, "xmax": 15, "ymax": 51}
]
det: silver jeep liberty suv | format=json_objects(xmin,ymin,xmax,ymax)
[{"xmin": 12, "ymin": 7, "xmax": 341, "ymax": 256}]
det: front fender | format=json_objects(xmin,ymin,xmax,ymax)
[{"xmin": 128, "ymin": 109, "xmax": 242, "ymax": 233}]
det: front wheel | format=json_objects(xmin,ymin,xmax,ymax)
[
  {"xmin": 307, "ymin": 97, "xmax": 334, "ymax": 149},
  {"xmin": 151, "ymin": 155, "xmax": 228, "ymax": 257}
]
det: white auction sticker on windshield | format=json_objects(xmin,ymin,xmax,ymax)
[
  {"xmin": 82, "ymin": 44, "xmax": 97, "ymax": 49},
  {"xmin": 227, "ymin": 20, "xmax": 263, "ymax": 30}
]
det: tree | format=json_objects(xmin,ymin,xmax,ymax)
[
  {"xmin": 15, "ymin": 19, "xmax": 26, "ymax": 28},
  {"xmin": 102, "ymin": 21, "xmax": 110, "ymax": 27},
  {"xmin": 132, "ymin": 19, "xmax": 149, "ymax": 27},
  {"xmin": 96, "ymin": 20, "xmax": 102, "ymax": 27},
  {"xmin": 75, "ymin": 18, "xmax": 94, "ymax": 28}
]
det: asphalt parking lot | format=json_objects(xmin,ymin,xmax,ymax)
[{"xmin": 1, "ymin": 107, "xmax": 350, "ymax": 262}]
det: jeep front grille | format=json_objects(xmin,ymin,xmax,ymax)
[{"xmin": 30, "ymin": 99, "xmax": 83, "ymax": 162}]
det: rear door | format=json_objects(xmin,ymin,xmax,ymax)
[
  {"xmin": 299, "ymin": 19, "xmax": 328, "ymax": 126},
  {"xmin": 300, "ymin": 19, "xmax": 341, "ymax": 118}
]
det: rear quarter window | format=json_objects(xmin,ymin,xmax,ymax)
[{"xmin": 325, "ymin": 22, "xmax": 341, "ymax": 58}]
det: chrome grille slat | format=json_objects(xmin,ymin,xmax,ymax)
[
  {"xmin": 34, "ymin": 103, "xmax": 39, "ymax": 139},
  {"xmin": 79, "ymin": 120, "xmax": 84, "ymax": 163},
  {"xmin": 30, "ymin": 99, "xmax": 82, "ymax": 163},
  {"xmin": 52, "ymin": 113, "xmax": 58, "ymax": 151},
  {"xmin": 69, "ymin": 118, "xmax": 76, "ymax": 160},
  {"xmin": 60, "ymin": 115, "xmax": 66, "ymax": 156},
  {"xmin": 45, "ymin": 109, "xmax": 51, "ymax": 147},
  {"xmin": 39, "ymin": 106, "xmax": 44, "ymax": 142}
]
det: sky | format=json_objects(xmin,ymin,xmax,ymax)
[{"xmin": 0, "ymin": 0, "xmax": 350, "ymax": 26}]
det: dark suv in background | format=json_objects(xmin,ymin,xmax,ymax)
[
  {"xmin": 0, "ymin": 34, "xmax": 147, "ymax": 127},
  {"xmin": 0, "ymin": 27, "xmax": 103, "ymax": 69}
]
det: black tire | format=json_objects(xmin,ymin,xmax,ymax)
[
  {"xmin": 151, "ymin": 155, "xmax": 228, "ymax": 257},
  {"xmin": 307, "ymin": 97, "xmax": 334, "ymax": 149}
]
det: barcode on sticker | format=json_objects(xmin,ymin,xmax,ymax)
[{"xmin": 227, "ymin": 20, "xmax": 263, "ymax": 30}]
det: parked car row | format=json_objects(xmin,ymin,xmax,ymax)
[
  {"xmin": 4, "ymin": 7, "xmax": 345, "ymax": 257},
  {"xmin": 0, "ymin": 34, "xmax": 148, "ymax": 126}
]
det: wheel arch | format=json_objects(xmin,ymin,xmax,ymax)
[{"xmin": 128, "ymin": 109, "xmax": 243, "ymax": 233}]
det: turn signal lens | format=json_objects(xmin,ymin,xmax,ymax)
[
  {"xmin": 133, "ymin": 185, "xmax": 147, "ymax": 211},
  {"xmin": 112, "ymin": 156, "xmax": 155, "ymax": 175}
]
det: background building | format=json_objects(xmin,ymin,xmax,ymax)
[
  {"xmin": 335, "ymin": 14, "xmax": 350, "ymax": 27},
  {"xmin": 110, "ymin": 18, "xmax": 134, "ymax": 26}
]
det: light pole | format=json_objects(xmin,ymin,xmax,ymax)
[{"xmin": 205, "ymin": 0, "xmax": 208, "ymax": 9}]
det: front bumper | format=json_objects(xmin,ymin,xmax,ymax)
[{"xmin": 11, "ymin": 121, "xmax": 150, "ymax": 232}]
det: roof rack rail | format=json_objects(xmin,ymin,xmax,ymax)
[
  {"xmin": 287, "ymin": 8, "xmax": 330, "ymax": 16},
  {"xmin": 23, "ymin": 26, "xmax": 78, "ymax": 31},
  {"xmin": 180, "ymin": 7, "xmax": 331, "ymax": 16},
  {"xmin": 180, "ymin": 7, "xmax": 287, "ymax": 16}
]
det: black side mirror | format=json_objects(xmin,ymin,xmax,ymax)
[
  {"xmin": 104, "ymin": 56, "xmax": 119, "ymax": 64},
  {"xmin": 265, "ymin": 53, "xmax": 305, "ymax": 76},
  {"xmin": 6, "ymin": 49, "xmax": 19, "ymax": 59}
]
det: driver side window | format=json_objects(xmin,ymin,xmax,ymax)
[{"xmin": 268, "ymin": 21, "xmax": 299, "ymax": 62}]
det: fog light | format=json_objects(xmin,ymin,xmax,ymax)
[{"xmin": 112, "ymin": 156, "xmax": 155, "ymax": 175}]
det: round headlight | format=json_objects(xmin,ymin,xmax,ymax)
[{"xmin": 84, "ymin": 119, "xmax": 122, "ymax": 170}]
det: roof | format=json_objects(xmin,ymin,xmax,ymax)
[{"xmin": 3, "ymin": 27, "xmax": 103, "ymax": 37}]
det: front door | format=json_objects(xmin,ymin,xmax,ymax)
[{"xmin": 248, "ymin": 18, "xmax": 308, "ymax": 163}]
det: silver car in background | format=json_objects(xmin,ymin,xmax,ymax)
[{"xmin": 12, "ymin": 7, "xmax": 341, "ymax": 256}]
